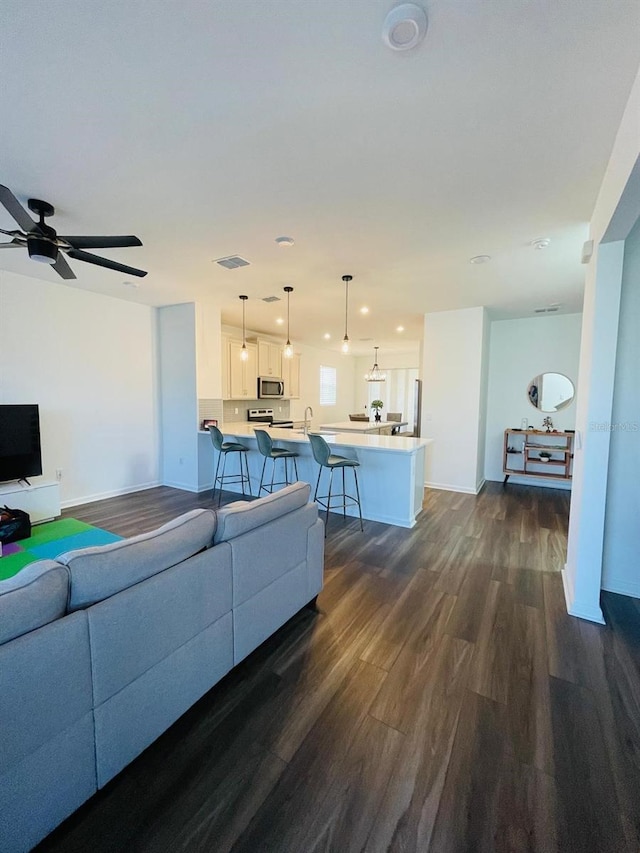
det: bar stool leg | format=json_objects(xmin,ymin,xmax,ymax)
[
  {"xmin": 326, "ymin": 467, "xmax": 334, "ymax": 531},
  {"xmin": 218, "ymin": 453, "xmax": 228, "ymax": 507},
  {"xmin": 270, "ymin": 457, "xmax": 276, "ymax": 493},
  {"xmin": 342, "ymin": 467, "xmax": 346, "ymax": 518},
  {"xmin": 284, "ymin": 456, "xmax": 288, "ymax": 485},
  {"xmin": 242, "ymin": 451, "xmax": 252, "ymax": 496},
  {"xmin": 293, "ymin": 456, "xmax": 299, "ymax": 481},
  {"xmin": 258, "ymin": 457, "xmax": 267, "ymax": 495},
  {"xmin": 353, "ymin": 467, "xmax": 364, "ymax": 531},
  {"xmin": 213, "ymin": 451, "xmax": 222, "ymax": 501},
  {"xmin": 240, "ymin": 452, "xmax": 246, "ymax": 497},
  {"xmin": 314, "ymin": 466, "xmax": 322, "ymax": 502}
]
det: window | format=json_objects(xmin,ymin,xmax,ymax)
[{"xmin": 319, "ymin": 365, "xmax": 337, "ymax": 406}]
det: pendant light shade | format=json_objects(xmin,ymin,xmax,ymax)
[
  {"xmin": 239, "ymin": 295, "xmax": 249, "ymax": 361},
  {"xmin": 365, "ymin": 346, "xmax": 386, "ymax": 382},
  {"xmin": 283, "ymin": 286, "xmax": 294, "ymax": 359},
  {"xmin": 341, "ymin": 274, "xmax": 352, "ymax": 354}
]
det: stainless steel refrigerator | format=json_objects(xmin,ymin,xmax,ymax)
[{"xmin": 413, "ymin": 379, "xmax": 422, "ymax": 436}]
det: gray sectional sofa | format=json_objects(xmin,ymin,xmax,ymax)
[{"xmin": 0, "ymin": 482, "xmax": 324, "ymax": 853}]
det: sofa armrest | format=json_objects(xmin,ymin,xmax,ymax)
[{"xmin": 214, "ymin": 482, "xmax": 311, "ymax": 543}]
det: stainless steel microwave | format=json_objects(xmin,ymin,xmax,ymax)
[{"xmin": 257, "ymin": 376, "xmax": 285, "ymax": 399}]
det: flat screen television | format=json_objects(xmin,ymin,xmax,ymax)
[{"xmin": 0, "ymin": 404, "xmax": 43, "ymax": 483}]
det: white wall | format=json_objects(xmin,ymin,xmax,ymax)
[
  {"xmin": 157, "ymin": 304, "xmax": 199, "ymax": 490},
  {"xmin": 602, "ymin": 214, "xmax": 640, "ymax": 597},
  {"xmin": 565, "ymin": 65, "xmax": 640, "ymax": 623},
  {"xmin": 0, "ymin": 270, "xmax": 159, "ymax": 506},
  {"xmin": 484, "ymin": 314, "xmax": 582, "ymax": 485},
  {"xmin": 290, "ymin": 341, "xmax": 357, "ymax": 425},
  {"xmin": 422, "ymin": 307, "xmax": 488, "ymax": 494}
]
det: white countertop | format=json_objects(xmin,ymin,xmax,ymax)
[{"xmin": 199, "ymin": 423, "xmax": 432, "ymax": 454}]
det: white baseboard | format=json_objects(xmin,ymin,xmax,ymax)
[
  {"xmin": 601, "ymin": 578, "xmax": 640, "ymax": 599},
  {"xmin": 61, "ymin": 480, "xmax": 160, "ymax": 509},
  {"xmin": 561, "ymin": 566, "xmax": 605, "ymax": 624},
  {"xmin": 425, "ymin": 481, "xmax": 482, "ymax": 495}
]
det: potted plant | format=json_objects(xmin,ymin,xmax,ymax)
[{"xmin": 371, "ymin": 400, "xmax": 384, "ymax": 423}]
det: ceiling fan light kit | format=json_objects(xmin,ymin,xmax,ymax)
[{"xmin": 0, "ymin": 184, "xmax": 147, "ymax": 280}]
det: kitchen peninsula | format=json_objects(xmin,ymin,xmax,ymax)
[{"xmin": 198, "ymin": 425, "xmax": 432, "ymax": 528}]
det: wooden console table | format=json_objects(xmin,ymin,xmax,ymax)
[{"xmin": 503, "ymin": 428, "xmax": 574, "ymax": 485}]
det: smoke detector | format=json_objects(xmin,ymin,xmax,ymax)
[
  {"xmin": 383, "ymin": 4, "xmax": 428, "ymax": 51},
  {"xmin": 531, "ymin": 238, "xmax": 551, "ymax": 250}
]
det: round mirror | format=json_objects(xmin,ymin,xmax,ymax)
[{"xmin": 527, "ymin": 373, "xmax": 575, "ymax": 412}]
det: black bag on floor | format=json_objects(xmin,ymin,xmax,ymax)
[{"xmin": 0, "ymin": 506, "xmax": 32, "ymax": 544}]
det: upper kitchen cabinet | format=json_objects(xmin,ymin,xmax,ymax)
[
  {"xmin": 282, "ymin": 352, "xmax": 301, "ymax": 398},
  {"xmin": 228, "ymin": 339, "xmax": 258, "ymax": 399},
  {"xmin": 257, "ymin": 340, "xmax": 283, "ymax": 378}
]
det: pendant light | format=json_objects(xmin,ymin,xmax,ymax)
[
  {"xmin": 239, "ymin": 294, "xmax": 249, "ymax": 361},
  {"xmin": 341, "ymin": 274, "xmax": 352, "ymax": 354},
  {"xmin": 283, "ymin": 286, "xmax": 294, "ymax": 359},
  {"xmin": 365, "ymin": 346, "xmax": 386, "ymax": 382}
]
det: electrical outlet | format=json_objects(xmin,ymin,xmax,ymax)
[
  {"xmin": 55, "ymin": 468, "xmax": 63, "ymax": 481},
  {"xmin": 234, "ymin": 407, "xmax": 238, "ymax": 415}
]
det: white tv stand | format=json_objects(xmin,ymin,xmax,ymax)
[{"xmin": 0, "ymin": 480, "xmax": 61, "ymax": 523}]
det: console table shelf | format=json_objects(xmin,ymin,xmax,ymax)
[
  {"xmin": 0, "ymin": 481, "xmax": 61, "ymax": 523},
  {"xmin": 503, "ymin": 429, "xmax": 574, "ymax": 485}
]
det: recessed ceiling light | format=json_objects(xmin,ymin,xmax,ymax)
[
  {"xmin": 396, "ymin": 326, "xmax": 405, "ymax": 332},
  {"xmin": 360, "ymin": 306, "xmax": 370, "ymax": 315},
  {"xmin": 275, "ymin": 318, "xmax": 284, "ymax": 325},
  {"xmin": 323, "ymin": 333, "xmax": 331, "ymax": 340},
  {"xmin": 275, "ymin": 236, "xmax": 294, "ymax": 247},
  {"xmin": 469, "ymin": 255, "xmax": 491, "ymax": 264},
  {"xmin": 531, "ymin": 238, "xmax": 551, "ymax": 250}
]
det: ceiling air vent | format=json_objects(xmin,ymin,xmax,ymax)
[
  {"xmin": 262, "ymin": 295, "xmax": 281, "ymax": 303},
  {"xmin": 534, "ymin": 306, "xmax": 560, "ymax": 314},
  {"xmin": 214, "ymin": 255, "xmax": 250, "ymax": 269}
]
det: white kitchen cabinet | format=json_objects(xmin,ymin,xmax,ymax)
[
  {"xmin": 257, "ymin": 340, "xmax": 283, "ymax": 378},
  {"xmin": 228, "ymin": 340, "xmax": 258, "ymax": 398},
  {"xmin": 282, "ymin": 352, "xmax": 301, "ymax": 398}
]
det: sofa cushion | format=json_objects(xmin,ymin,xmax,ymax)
[
  {"xmin": 214, "ymin": 481, "xmax": 310, "ymax": 544},
  {"xmin": 61, "ymin": 509, "xmax": 217, "ymax": 611},
  {"xmin": 0, "ymin": 560, "xmax": 69, "ymax": 645}
]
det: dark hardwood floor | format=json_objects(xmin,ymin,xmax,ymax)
[{"xmin": 34, "ymin": 482, "xmax": 640, "ymax": 852}]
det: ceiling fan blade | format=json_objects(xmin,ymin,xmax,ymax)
[
  {"xmin": 0, "ymin": 185, "xmax": 40, "ymax": 234},
  {"xmin": 0, "ymin": 239, "xmax": 23, "ymax": 248},
  {"xmin": 60, "ymin": 235, "xmax": 143, "ymax": 250},
  {"xmin": 66, "ymin": 249, "xmax": 147, "ymax": 277},
  {"xmin": 52, "ymin": 252, "xmax": 77, "ymax": 280}
]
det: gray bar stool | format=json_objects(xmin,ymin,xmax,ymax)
[
  {"xmin": 255, "ymin": 428, "xmax": 300, "ymax": 495},
  {"xmin": 208, "ymin": 425, "xmax": 252, "ymax": 506},
  {"xmin": 308, "ymin": 432, "xmax": 363, "ymax": 533}
]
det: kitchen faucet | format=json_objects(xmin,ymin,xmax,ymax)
[{"xmin": 304, "ymin": 406, "xmax": 314, "ymax": 435}]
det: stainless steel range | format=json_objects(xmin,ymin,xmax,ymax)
[{"xmin": 247, "ymin": 408, "xmax": 293, "ymax": 429}]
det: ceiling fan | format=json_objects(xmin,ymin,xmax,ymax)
[{"xmin": 0, "ymin": 184, "xmax": 147, "ymax": 280}]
